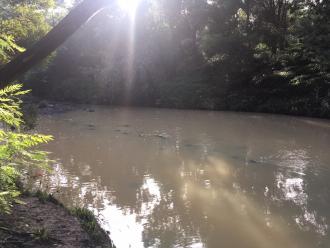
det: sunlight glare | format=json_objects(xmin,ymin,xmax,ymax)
[{"xmin": 117, "ymin": 0, "xmax": 141, "ymax": 16}]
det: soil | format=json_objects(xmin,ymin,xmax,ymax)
[{"xmin": 0, "ymin": 196, "xmax": 113, "ymax": 248}]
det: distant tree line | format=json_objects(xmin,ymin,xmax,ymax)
[{"xmin": 1, "ymin": 0, "xmax": 330, "ymax": 117}]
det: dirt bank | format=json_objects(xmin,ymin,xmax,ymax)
[{"xmin": 0, "ymin": 195, "xmax": 115, "ymax": 248}]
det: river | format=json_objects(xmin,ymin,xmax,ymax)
[{"xmin": 35, "ymin": 106, "xmax": 330, "ymax": 248}]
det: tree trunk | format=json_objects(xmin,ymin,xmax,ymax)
[{"xmin": 0, "ymin": 0, "xmax": 113, "ymax": 87}]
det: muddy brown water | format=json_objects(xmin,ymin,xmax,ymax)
[{"xmin": 35, "ymin": 106, "xmax": 330, "ymax": 248}]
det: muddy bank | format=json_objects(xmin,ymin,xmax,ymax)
[
  {"xmin": 0, "ymin": 195, "xmax": 115, "ymax": 248},
  {"xmin": 37, "ymin": 100, "xmax": 77, "ymax": 115}
]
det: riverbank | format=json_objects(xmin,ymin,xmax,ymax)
[
  {"xmin": 0, "ymin": 192, "xmax": 115, "ymax": 248},
  {"xmin": 28, "ymin": 96, "xmax": 330, "ymax": 120}
]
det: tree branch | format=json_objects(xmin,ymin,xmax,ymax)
[{"xmin": 0, "ymin": 0, "xmax": 113, "ymax": 87}]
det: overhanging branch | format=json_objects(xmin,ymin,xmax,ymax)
[{"xmin": 0, "ymin": 0, "xmax": 113, "ymax": 87}]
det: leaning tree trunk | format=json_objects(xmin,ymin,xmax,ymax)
[{"xmin": 0, "ymin": 0, "xmax": 112, "ymax": 87}]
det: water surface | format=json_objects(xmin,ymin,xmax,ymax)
[{"xmin": 36, "ymin": 107, "xmax": 330, "ymax": 248}]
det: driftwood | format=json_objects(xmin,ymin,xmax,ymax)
[{"xmin": 0, "ymin": 0, "xmax": 113, "ymax": 87}]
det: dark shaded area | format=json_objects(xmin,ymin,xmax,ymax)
[
  {"xmin": 0, "ymin": 0, "xmax": 329, "ymax": 118},
  {"xmin": 23, "ymin": 0, "xmax": 330, "ymax": 118}
]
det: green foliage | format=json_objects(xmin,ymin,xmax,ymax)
[
  {"xmin": 0, "ymin": 84, "xmax": 53, "ymax": 214},
  {"xmin": 71, "ymin": 207, "xmax": 95, "ymax": 223},
  {"xmin": 34, "ymin": 189, "xmax": 60, "ymax": 204},
  {"xmin": 0, "ymin": 0, "xmax": 55, "ymax": 213},
  {"xmin": 0, "ymin": 34, "xmax": 25, "ymax": 65},
  {"xmin": 70, "ymin": 207, "xmax": 115, "ymax": 247},
  {"xmin": 0, "ymin": 84, "xmax": 30, "ymax": 127},
  {"xmin": 0, "ymin": 166, "xmax": 20, "ymax": 214},
  {"xmin": 71, "ymin": 207, "xmax": 105, "ymax": 243},
  {"xmin": 0, "ymin": 0, "xmax": 55, "ymax": 49},
  {"xmin": 0, "ymin": 5, "xmax": 50, "ymax": 46},
  {"xmin": 6, "ymin": 0, "xmax": 55, "ymax": 9},
  {"xmin": 22, "ymin": 0, "xmax": 329, "ymax": 118},
  {"xmin": 33, "ymin": 227, "xmax": 51, "ymax": 242}
]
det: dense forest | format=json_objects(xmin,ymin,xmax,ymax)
[
  {"xmin": 1, "ymin": 0, "xmax": 330, "ymax": 118},
  {"xmin": 1, "ymin": 1, "xmax": 330, "ymax": 247}
]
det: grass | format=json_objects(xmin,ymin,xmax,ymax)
[
  {"xmin": 22, "ymin": 190, "xmax": 62, "ymax": 206},
  {"xmin": 70, "ymin": 207, "xmax": 115, "ymax": 247},
  {"xmin": 33, "ymin": 227, "xmax": 51, "ymax": 242},
  {"xmin": 70, "ymin": 208, "xmax": 98, "ymax": 235},
  {"xmin": 34, "ymin": 190, "xmax": 60, "ymax": 205}
]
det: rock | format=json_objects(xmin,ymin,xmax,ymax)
[
  {"xmin": 85, "ymin": 108, "xmax": 95, "ymax": 112},
  {"xmin": 38, "ymin": 100, "xmax": 48, "ymax": 109},
  {"xmin": 248, "ymin": 159, "xmax": 258, "ymax": 164},
  {"xmin": 184, "ymin": 143, "xmax": 201, "ymax": 149},
  {"xmin": 155, "ymin": 133, "xmax": 170, "ymax": 139},
  {"xmin": 87, "ymin": 124, "xmax": 96, "ymax": 130},
  {"xmin": 38, "ymin": 102, "xmax": 75, "ymax": 115},
  {"xmin": 139, "ymin": 132, "xmax": 170, "ymax": 139}
]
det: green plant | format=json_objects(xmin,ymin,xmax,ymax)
[
  {"xmin": 71, "ymin": 207, "xmax": 99, "ymax": 237},
  {"xmin": 33, "ymin": 227, "xmax": 50, "ymax": 242},
  {"xmin": 0, "ymin": 34, "xmax": 25, "ymax": 65},
  {"xmin": 35, "ymin": 190, "xmax": 60, "ymax": 205},
  {"xmin": 70, "ymin": 207, "xmax": 113, "ymax": 245},
  {"xmin": 0, "ymin": 84, "xmax": 53, "ymax": 213},
  {"xmin": 71, "ymin": 207, "xmax": 95, "ymax": 223},
  {"xmin": 35, "ymin": 190, "xmax": 51, "ymax": 203}
]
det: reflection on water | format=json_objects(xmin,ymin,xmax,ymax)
[{"xmin": 34, "ymin": 107, "xmax": 330, "ymax": 248}]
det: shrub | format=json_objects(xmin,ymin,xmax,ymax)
[{"xmin": 0, "ymin": 84, "xmax": 53, "ymax": 213}]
